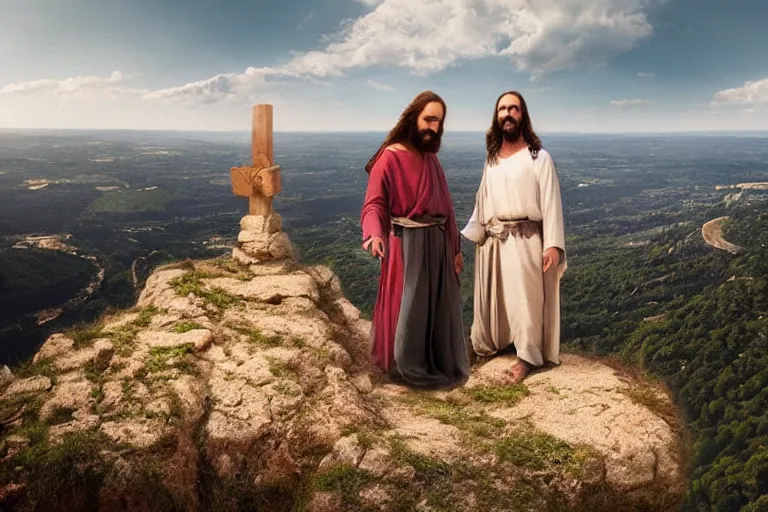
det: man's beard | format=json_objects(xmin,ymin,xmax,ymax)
[
  {"xmin": 410, "ymin": 127, "xmax": 441, "ymax": 153},
  {"xmin": 499, "ymin": 116, "xmax": 522, "ymax": 142}
]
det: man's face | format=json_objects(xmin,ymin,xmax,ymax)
[
  {"xmin": 411, "ymin": 101, "xmax": 444, "ymax": 153},
  {"xmin": 496, "ymin": 94, "xmax": 523, "ymax": 141}
]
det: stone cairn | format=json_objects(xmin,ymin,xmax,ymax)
[{"xmin": 230, "ymin": 104, "xmax": 294, "ymax": 266}]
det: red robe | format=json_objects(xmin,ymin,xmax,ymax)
[{"xmin": 360, "ymin": 148, "xmax": 461, "ymax": 372}]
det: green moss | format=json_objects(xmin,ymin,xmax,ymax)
[
  {"xmin": 313, "ymin": 464, "xmax": 376, "ymax": 509},
  {"xmin": 388, "ymin": 437, "xmax": 451, "ymax": 485},
  {"xmin": 101, "ymin": 306, "xmax": 164, "ymax": 357},
  {"xmin": 463, "ymin": 384, "xmax": 530, "ymax": 405},
  {"xmin": 266, "ymin": 357, "xmax": 300, "ymax": 380},
  {"xmin": 493, "ymin": 427, "xmax": 592, "ymax": 475},
  {"xmin": 173, "ymin": 322, "xmax": 204, "ymax": 333},
  {"xmin": 232, "ymin": 326, "xmax": 282, "ymax": 348},
  {"xmin": 402, "ymin": 394, "xmax": 506, "ymax": 438},
  {"xmin": 145, "ymin": 344, "xmax": 196, "ymax": 375},
  {"xmin": 65, "ymin": 323, "xmax": 104, "ymax": 349},
  {"xmin": 84, "ymin": 358, "xmax": 109, "ymax": 383},
  {"xmin": 1, "ymin": 428, "xmax": 113, "ymax": 511},
  {"xmin": 387, "ymin": 438, "xmax": 455, "ymax": 510},
  {"xmin": 133, "ymin": 305, "xmax": 162, "ymax": 328},
  {"xmin": 12, "ymin": 357, "xmax": 57, "ymax": 381},
  {"xmin": 104, "ymin": 327, "xmax": 139, "ymax": 357},
  {"xmin": 291, "ymin": 336, "xmax": 308, "ymax": 348},
  {"xmin": 0, "ymin": 393, "xmax": 44, "ymax": 427},
  {"xmin": 273, "ymin": 381, "xmax": 302, "ymax": 397},
  {"xmin": 170, "ymin": 271, "xmax": 241, "ymax": 312},
  {"xmin": 90, "ymin": 385, "xmax": 105, "ymax": 414},
  {"xmin": 44, "ymin": 406, "xmax": 76, "ymax": 426},
  {"xmin": 619, "ymin": 385, "xmax": 673, "ymax": 423}
]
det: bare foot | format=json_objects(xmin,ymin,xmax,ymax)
[{"xmin": 507, "ymin": 360, "xmax": 531, "ymax": 384}]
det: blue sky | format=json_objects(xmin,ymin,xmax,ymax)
[{"xmin": 1, "ymin": 0, "xmax": 767, "ymax": 132}]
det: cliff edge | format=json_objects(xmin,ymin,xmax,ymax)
[{"xmin": 0, "ymin": 233, "xmax": 686, "ymax": 511}]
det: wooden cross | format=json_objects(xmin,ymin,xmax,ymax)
[{"xmin": 230, "ymin": 104, "xmax": 282, "ymax": 216}]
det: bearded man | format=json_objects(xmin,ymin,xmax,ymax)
[
  {"xmin": 360, "ymin": 90, "xmax": 469, "ymax": 389},
  {"xmin": 461, "ymin": 90, "xmax": 567, "ymax": 384}
]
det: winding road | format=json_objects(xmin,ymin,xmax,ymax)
[{"xmin": 701, "ymin": 216, "xmax": 743, "ymax": 255}]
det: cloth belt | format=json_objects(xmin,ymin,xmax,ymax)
[
  {"xmin": 391, "ymin": 215, "xmax": 446, "ymax": 230},
  {"xmin": 486, "ymin": 218, "xmax": 542, "ymax": 241}
]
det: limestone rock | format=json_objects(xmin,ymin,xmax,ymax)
[
  {"xmin": 240, "ymin": 213, "xmax": 282, "ymax": 234},
  {"xmin": 33, "ymin": 333, "xmax": 74, "ymax": 363},
  {"xmin": 3, "ymin": 257, "xmax": 686, "ymax": 511},
  {"xmin": 53, "ymin": 338, "xmax": 114, "ymax": 372},
  {"xmin": 318, "ymin": 434, "xmax": 366, "ymax": 472},
  {"xmin": 0, "ymin": 365, "xmax": 14, "ymax": 388},
  {"xmin": 233, "ymin": 247, "xmax": 259, "ymax": 266},
  {"xmin": 239, "ymin": 231, "xmax": 295, "ymax": 261},
  {"xmin": 306, "ymin": 492, "xmax": 344, "ymax": 512},
  {"xmin": 359, "ymin": 446, "xmax": 395, "ymax": 478},
  {"xmin": 204, "ymin": 273, "xmax": 319, "ymax": 304},
  {"xmin": 352, "ymin": 373, "xmax": 373, "ymax": 394},
  {"xmin": 360, "ymin": 485, "xmax": 393, "ymax": 510},
  {"xmin": 136, "ymin": 329, "xmax": 213, "ymax": 351},
  {"xmin": 3, "ymin": 376, "xmax": 52, "ymax": 397},
  {"xmin": 40, "ymin": 378, "xmax": 94, "ymax": 422},
  {"xmin": 100, "ymin": 418, "xmax": 171, "ymax": 449},
  {"xmin": 475, "ymin": 353, "xmax": 680, "ymax": 490}
]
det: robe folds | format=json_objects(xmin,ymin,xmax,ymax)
[
  {"xmin": 361, "ymin": 148, "xmax": 469, "ymax": 388},
  {"xmin": 461, "ymin": 147, "xmax": 567, "ymax": 367}
]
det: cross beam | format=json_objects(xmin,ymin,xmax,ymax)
[{"xmin": 230, "ymin": 104, "xmax": 281, "ymax": 216}]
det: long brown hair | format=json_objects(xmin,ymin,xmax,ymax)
[
  {"xmin": 364, "ymin": 90, "xmax": 447, "ymax": 173},
  {"xmin": 485, "ymin": 90, "xmax": 541, "ymax": 166}
]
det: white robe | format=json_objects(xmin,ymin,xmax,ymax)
[{"xmin": 461, "ymin": 147, "xmax": 566, "ymax": 367}]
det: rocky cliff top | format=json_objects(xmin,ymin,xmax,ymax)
[{"xmin": 0, "ymin": 245, "xmax": 686, "ymax": 511}]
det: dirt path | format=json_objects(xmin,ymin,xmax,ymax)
[{"xmin": 701, "ymin": 216, "xmax": 743, "ymax": 254}]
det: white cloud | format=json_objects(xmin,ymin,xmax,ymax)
[
  {"xmin": 0, "ymin": 71, "xmax": 147, "ymax": 100},
  {"xmin": 141, "ymin": 67, "xmax": 279, "ymax": 104},
  {"xmin": 712, "ymin": 78, "xmax": 768, "ymax": 105},
  {"xmin": 610, "ymin": 98, "xmax": 652, "ymax": 107},
  {"xmin": 637, "ymin": 72, "xmax": 654, "ymax": 78},
  {"xmin": 366, "ymin": 79, "xmax": 394, "ymax": 91},
  {"xmin": 0, "ymin": 0, "xmax": 660, "ymax": 107},
  {"xmin": 284, "ymin": 0, "xmax": 657, "ymax": 78}
]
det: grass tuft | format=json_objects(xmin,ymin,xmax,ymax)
[{"xmin": 463, "ymin": 384, "xmax": 530, "ymax": 405}]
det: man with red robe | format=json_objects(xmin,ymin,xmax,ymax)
[{"xmin": 360, "ymin": 90, "xmax": 469, "ymax": 389}]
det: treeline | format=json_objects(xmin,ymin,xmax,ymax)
[
  {"xmin": 565, "ymin": 204, "xmax": 768, "ymax": 511},
  {"xmin": 0, "ymin": 248, "xmax": 96, "ymax": 322}
]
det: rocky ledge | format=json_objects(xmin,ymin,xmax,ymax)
[{"xmin": 0, "ymin": 251, "xmax": 686, "ymax": 511}]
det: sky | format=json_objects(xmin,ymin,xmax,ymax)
[{"xmin": 1, "ymin": 0, "xmax": 767, "ymax": 133}]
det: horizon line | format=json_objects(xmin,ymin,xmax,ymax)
[{"xmin": 1, "ymin": 127, "xmax": 767, "ymax": 137}]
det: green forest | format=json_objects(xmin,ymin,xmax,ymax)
[
  {"xmin": 298, "ymin": 202, "xmax": 768, "ymax": 512},
  {"xmin": 1, "ymin": 132, "xmax": 765, "ymax": 510}
]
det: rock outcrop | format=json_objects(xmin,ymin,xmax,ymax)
[{"xmin": 0, "ymin": 251, "xmax": 686, "ymax": 511}]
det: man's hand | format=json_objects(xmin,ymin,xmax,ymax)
[
  {"xmin": 542, "ymin": 247, "xmax": 560, "ymax": 273},
  {"xmin": 363, "ymin": 236, "xmax": 385, "ymax": 259},
  {"xmin": 455, "ymin": 252, "xmax": 463, "ymax": 275}
]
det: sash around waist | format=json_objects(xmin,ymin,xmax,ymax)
[
  {"xmin": 391, "ymin": 215, "xmax": 447, "ymax": 229},
  {"xmin": 486, "ymin": 218, "xmax": 542, "ymax": 240}
]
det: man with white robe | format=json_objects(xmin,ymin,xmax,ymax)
[{"xmin": 461, "ymin": 90, "xmax": 567, "ymax": 384}]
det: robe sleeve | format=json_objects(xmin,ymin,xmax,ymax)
[
  {"xmin": 360, "ymin": 151, "xmax": 390, "ymax": 242},
  {"xmin": 460, "ymin": 163, "xmax": 488, "ymax": 245},
  {"xmin": 537, "ymin": 151, "xmax": 566, "ymax": 255},
  {"xmin": 461, "ymin": 204, "xmax": 487, "ymax": 245}
]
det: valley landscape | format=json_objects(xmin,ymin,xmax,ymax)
[{"xmin": 0, "ymin": 129, "xmax": 766, "ymax": 510}]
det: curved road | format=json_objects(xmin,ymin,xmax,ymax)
[{"xmin": 701, "ymin": 216, "xmax": 743, "ymax": 255}]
